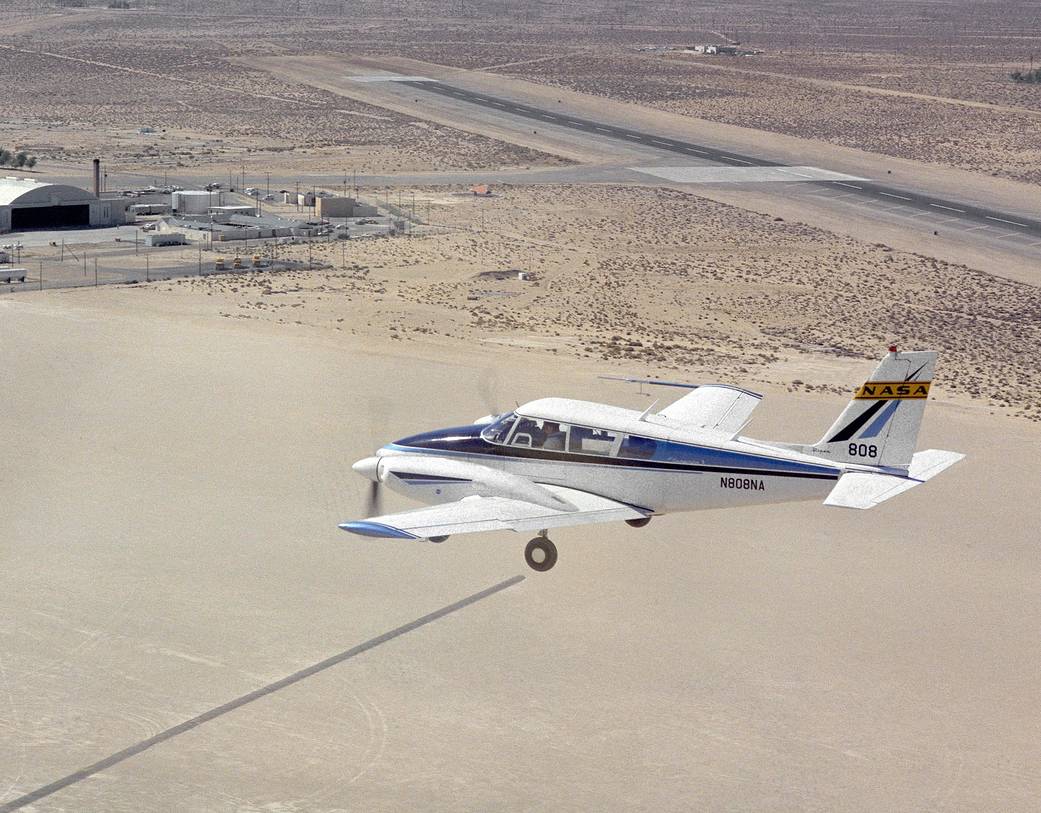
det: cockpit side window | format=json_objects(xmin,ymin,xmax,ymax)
[
  {"xmin": 619, "ymin": 434, "xmax": 658, "ymax": 460},
  {"xmin": 480, "ymin": 412, "xmax": 516, "ymax": 444},
  {"xmin": 507, "ymin": 417, "xmax": 570, "ymax": 450},
  {"xmin": 568, "ymin": 426, "xmax": 620, "ymax": 456}
]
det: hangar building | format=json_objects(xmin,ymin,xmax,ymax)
[{"xmin": 0, "ymin": 177, "xmax": 126, "ymax": 234}]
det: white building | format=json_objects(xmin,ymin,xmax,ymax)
[
  {"xmin": 0, "ymin": 177, "xmax": 126, "ymax": 234},
  {"xmin": 172, "ymin": 190, "xmax": 223, "ymax": 215}
]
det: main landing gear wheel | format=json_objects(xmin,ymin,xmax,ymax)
[{"xmin": 524, "ymin": 536, "xmax": 558, "ymax": 572}]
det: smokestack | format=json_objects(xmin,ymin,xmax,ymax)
[{"xmin": 92, "ymin": 158, "xmax": 101, "ymax": 197}]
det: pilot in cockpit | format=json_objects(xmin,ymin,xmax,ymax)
[{"xmin": 542, "ymin": 421, "xmax": 566, "ymax": 451}]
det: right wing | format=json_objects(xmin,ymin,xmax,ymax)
[
  {"xmin": 340, "ymin": 484, "xmax": 649, "ymax": 540},
  {"xmin": 658, "ymin": 384, "xmax": 763, "ymax": 437}
]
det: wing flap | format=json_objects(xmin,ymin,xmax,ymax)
[
  {"xmin": 658, "ymin": 385, "xmax": 762, "ymax": 436},
  {"xmin": 340, "ymin": 485, "xmax": 648, "ymax": 540}
]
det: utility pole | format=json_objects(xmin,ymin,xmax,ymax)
[
  {"xmin": 145, "ymin": 253, "xmax": 149, "ymax": 283},
  {"xmin": 94, "ymin": 258, "xmax": 98, "ymax": 287}
]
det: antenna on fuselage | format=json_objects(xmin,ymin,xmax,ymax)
[{"xmin": 638, "ymin": 400, "xmax": 660, "ymax": 421}]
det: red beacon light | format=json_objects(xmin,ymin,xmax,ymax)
[{"xmin": 888, "ymin": 344, "xmax": 898, "ymax": 353}]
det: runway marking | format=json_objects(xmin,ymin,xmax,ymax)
[
  {"xmin": 727, "ymin": 158, "xmax": 754, "ymax": 165},
  {"xmin": 683, "ymin": 148, "xmax": 707, "ymax": 155},
  {"xmin": 986, "ymin": 215, "xmax": 1029, "ymax": 227},
  {"xmin": 835, "ymin": 182, "xmax": 863, "ymax": 189},
  {"xmin": 929, "ymin": 203, "xmax": 965, "ymax": 213},
  {"xmin": 879, "ymin": 191, "xmax": 913, "ymax": 201},
  {"xmin": 650, "ymin": 139, "xmax": 672, "ymax": 146},
  {"xmin": 0, "ymin": 575, "xmax": 525, "ymax": 813},
  {"xmin": 348, "ymin": 74, "xmax": 437, "ymax": 83},
  {"xmin": 568, "ymin": 120, "xmax": 584, "ymax": 125},
  {"xmin": 594, "ymin": 126, "xmax": 611, "ymax": 133},
  {"xmin": 963, "ymin": 225, "xmax": 990, "ymax": 232},
  {"xmin": 634, "ymin": 166, "xmax": 866, "ymax": 184},
  {"xmin": 1030, "ymin": 241, "xmax": 1041, "ymax": 247}
]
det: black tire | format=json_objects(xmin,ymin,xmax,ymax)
[
  {"xmin": 626, "ymin": 517, "xmax": 651, "ymax": 528},
  {"xmin": 524, "ymin": 537, "xmax": 557, "ymax": 572}
]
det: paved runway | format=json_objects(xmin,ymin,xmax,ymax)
[{"xmin": 396, "ymin": 79, "xmax": 1041, "ymax": 256}]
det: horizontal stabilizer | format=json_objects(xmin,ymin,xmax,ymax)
[{"xmin": 825, "ymin": 449, "xmax": 964, "ymax": 509}]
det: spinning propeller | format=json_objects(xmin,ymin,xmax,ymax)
[{"xmin": 364, "ymin": 478, "xmax": 384, "ymax": 517}]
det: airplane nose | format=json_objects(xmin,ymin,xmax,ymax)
[{"xmin": 352, "ymin": 456, "xmax": 381, "ymax": 482}]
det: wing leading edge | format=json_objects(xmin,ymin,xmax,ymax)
[{"xmin": 339, "ymin": 484, "xmax": 649, "ymax": 540}]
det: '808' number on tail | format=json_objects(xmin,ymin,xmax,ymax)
[{"xmin": 848, "ymin": 443, "xmax": 878, "ymax": 458}]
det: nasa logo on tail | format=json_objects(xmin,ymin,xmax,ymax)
[{"xmin": 854, "ymin": 380, "xmax": 931, "ymax": 400}]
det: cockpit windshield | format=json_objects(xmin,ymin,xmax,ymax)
[{"xmin": 480, "ymin": 412, "xmax": 517, "ymax": 444}]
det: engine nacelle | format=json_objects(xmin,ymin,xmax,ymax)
[{"xmin": 377, "ymin": 454, "xmax": 574, "ymax": 511}]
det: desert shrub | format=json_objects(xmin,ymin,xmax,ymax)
[
  {"xmin": 1010, "ymin": 67, "xmax": 1041, "ymax": 83},
  {"xmin": 0, "ymin": 150, "xmax": 39, "ymax": 168}
]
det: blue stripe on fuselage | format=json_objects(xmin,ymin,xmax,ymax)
[{"xmin": 388, "ymin": 424, "xmax": 838, "ymax": 479}]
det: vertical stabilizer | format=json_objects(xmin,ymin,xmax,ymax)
[{"xmin": 800, "ymin": 348, "xmax": 936, "ymax": 469}]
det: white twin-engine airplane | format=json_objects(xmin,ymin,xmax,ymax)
[{"xmin": 340, "ymin": 348, "xmax": 964, "ymax": 571}]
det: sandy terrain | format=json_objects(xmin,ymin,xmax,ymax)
[
  {"xmin": 1, "ymin": 281, "xmax": 1039, "ymax": 811},
  {"xmin": 5, "ymin": 1, "xmax": 1040, "ymax": 183},
  {"xmin": 134, "ymin": 184, "xmax": 1041, "ymax": 422}
]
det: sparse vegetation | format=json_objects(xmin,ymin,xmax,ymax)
[
  {"xmin": 0, "ymin": 149, "xmax": 38, "ymax": 169},
  {"xmin": 1010, "ymin": 67, "xmax": 1041, "ymax": 83}
]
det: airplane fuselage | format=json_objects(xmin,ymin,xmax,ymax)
[{"xmin": 377, "ymin": 421, "xmax": 842, "ymax": 516}]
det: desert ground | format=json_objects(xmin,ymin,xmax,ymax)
[
  {"xmin": 2, "ymin": 279, "xmax": 1041, "ymax": 812},
  {"xmin": 3, "ymin": 1, "xmax": 1041, "ymax": 811}
]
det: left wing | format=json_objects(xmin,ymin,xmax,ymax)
[{"xmin": 340, "ymin": 484, "xmax": 649, "ymax": 540}]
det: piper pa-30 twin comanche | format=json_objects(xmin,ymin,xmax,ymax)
[{"xmin": 340, "ymin": 348, "xmax": 963, "ymax": 572}]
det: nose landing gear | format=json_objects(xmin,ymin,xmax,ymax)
[{"xmin": 524, "ymin": 532, "xmax": 557, "ymax": 572}]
